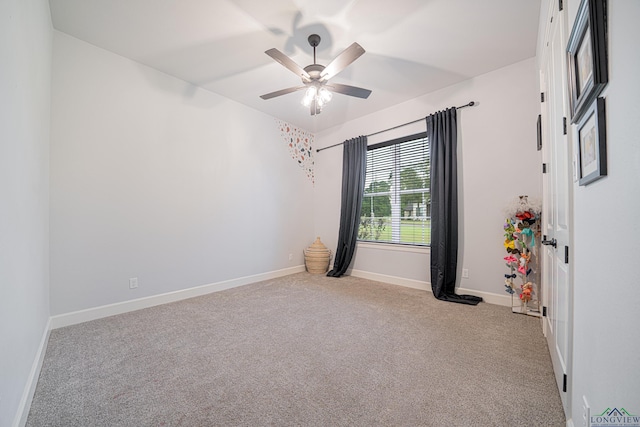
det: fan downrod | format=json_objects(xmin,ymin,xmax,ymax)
[{"xmin": 308, "ymin": 34, "xmax": 321, "ymax": 64}]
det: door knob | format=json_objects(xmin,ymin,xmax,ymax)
[{"xmin": 542, "ymin": 238, "xmax": 557, "ymax": 248}]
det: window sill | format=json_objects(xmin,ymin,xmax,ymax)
[{"xmin": 356, "ymin": 241, "xmax": 430, "ymax": 254}]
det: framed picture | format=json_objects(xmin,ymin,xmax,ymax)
[
  {"xmin": 567, "ymin": 0, "xmax": 608, "ymax": 123},
  {"xmin": 536, "ymin": 114, "xmax": 542, "ymax": 151},
  {"xmin": 577, "ymin": 97, "xmax": 606, "ymax": 186}
]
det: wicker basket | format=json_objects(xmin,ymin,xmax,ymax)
[{"xmin": 304, "ymin": 237, "xmax": 332, "ymax": 274}]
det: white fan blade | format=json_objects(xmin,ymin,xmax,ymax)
[
  {"xmin": 265, "ymin": 48, "xmax": 310, "ymax": 81},
  {"xmin": 320, "ymin": 43, "xmax": 365, "ymax": 81},
  {"xmin": 260, "ymin": 86, "xmax": 306, "ymax": 100},
  {"xmin": 326, "ymin": 83, "xmax": 372, "ymax": 99}
]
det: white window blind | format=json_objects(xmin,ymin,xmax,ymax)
[{"xmin": 359, "ymin": 132, "xmax": 431, "ymax": 246}]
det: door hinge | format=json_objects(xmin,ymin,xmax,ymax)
[
  {"xmin": 563, "ymin": 374, "xmax": 567, "ymax": 392},
  {"xmin": 543, "ymin": 306, "xmax": 547, "ymax": 317},
  {"xmin": 565, "ymin": 246, "xmax": 569, "ymax": 264},
  {"xmin": 559, "ymin": 0, "xmax": 564, "ymax": 12},
  {"xmin": 543, "ymin": 163, "xmax": 547, "ymax": 174},
  {"xmin": 563, "ymin": 117, "xmax": 567, "ymax": 135},
  {"xmin": 541, "ymin": 92, "xmax": 545, "ymax": 102}
]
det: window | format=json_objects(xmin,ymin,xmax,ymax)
[{"xmin": 358, "ymin": 132, "xmax": 430, "ymax": 246}]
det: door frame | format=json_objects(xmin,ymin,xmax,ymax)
[{"xmin": 538, "ymin": 0, "xmax": 575, "ymax": 421}]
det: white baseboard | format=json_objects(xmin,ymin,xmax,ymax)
[
  {"xmin": 50, "ymin": 265, "xmax": 306, "ymax": 329},
  {"xmin": 14, "ymin": 318, "xmax": 51, "ymax": 427},
  {"xmin": 350, "ymin": 269, "xmax": 431, "ymax": 291},
  {"xmin": 349, "ymin": 269, "xmax": 511, "ymax": 307},
  {"xmin": 456, "ymin": 287, "xmax": 512, "ymax": 307}
]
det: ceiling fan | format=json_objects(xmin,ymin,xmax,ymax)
[{"xmin": 260, "ymin": 34, "xmax": 372, "ymax": 116}]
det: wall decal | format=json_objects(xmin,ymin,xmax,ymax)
[{"xmin": 276, "ymin": 119, "xmax": 315, "ymax": 184}]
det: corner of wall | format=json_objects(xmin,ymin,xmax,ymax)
[{"xmin": 13, "ymin": 320, "xmax": 51, "ymax": 427}]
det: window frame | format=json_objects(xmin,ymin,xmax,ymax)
[{"xmin": 358, "ymin": 131, "xmax": 431, "ymax": 247}]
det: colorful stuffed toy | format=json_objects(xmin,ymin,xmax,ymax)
[{"xmin": 520, "ymin": 282, "xmax": 533, "ymax": 303}]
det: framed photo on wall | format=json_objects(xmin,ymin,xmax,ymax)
[
  {"xmin": 577, "ymin": 97, "xmax": 606, "ymax": 186},
  {"xmin": 567, "ymin": 0, "xmax": 608, "ymax": 123}
]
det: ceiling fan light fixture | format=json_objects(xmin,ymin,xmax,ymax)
[
  {"xmin": 302, "ymin": 86, "xmax": 332, "ymax": 109},
  {"xmin": 301, "ymin": 86, "xmax": 317, "ymax": 107},
  {"xmin": 318, "ymin": 87, "xmax": 332, "ymax": 103}
]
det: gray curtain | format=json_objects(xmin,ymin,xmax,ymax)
[
  {"xmin": 327, "ymin": 136, "xmax": 367, "ymax": 277},
  {"xmin": 428, "ymin": 108, "xmax": 482, "ymax": 305}
]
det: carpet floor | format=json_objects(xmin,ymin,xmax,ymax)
[{"xmin": 27, "ymin": 272, "xmax": 565, "ymax": 426}]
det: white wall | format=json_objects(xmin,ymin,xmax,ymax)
[
  {"xmin": 568, "ymin": 0, "xmax": 640, "ymax": 420},
  {"xmin": 0, "ymin": 0, "xmax": 52, "ymax": 425},
  {"xmin": 50, "ymin": 32, "xmax": 315, "ymax": 315},
  {"xmin": 314, "ymin": 58, "xmax": 541, "ymax": 298}
]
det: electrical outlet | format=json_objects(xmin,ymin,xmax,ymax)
[
  {"xmin": 462, "ymin": 269, "xmax": 469, "ymax": 279},
  {"xmin": 129, "ymin": 277, "xmax": 138, "ymax": 289},
  {"xmin": 288, "ymin": 253, "xmax": 293, "ymax": 261},
  {"xmin": 582, "ymin": 396, "xmax": 590, "ymax": 427}
]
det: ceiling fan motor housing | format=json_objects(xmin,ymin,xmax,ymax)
[{"xmin": 303, "ymin": 64, "xmax": 325, "ymax": 81}]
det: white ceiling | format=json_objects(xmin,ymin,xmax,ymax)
[{"xmin": 49, "ymin": 0, "xmax": 541, "ymax": 133}]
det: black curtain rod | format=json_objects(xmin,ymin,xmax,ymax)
[{"xmin": 315, "ymin": 101, "xmax": 476, "ymax": 153}]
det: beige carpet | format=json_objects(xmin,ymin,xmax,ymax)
[{"xmin": 27, "ymin": 272, "xmax": 565, "ymax": 426}]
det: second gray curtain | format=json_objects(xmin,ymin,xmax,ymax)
[
  {"xmin": 327, "ymin": 136, "xmax": 367, "ymax": 277},
  {"xmin": 428, "ymin": 108, "xmax": 482, "ymax": 305}
]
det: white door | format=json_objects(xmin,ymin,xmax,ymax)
[{"xmin": 540, "ymin": 1, "xmax": 573, "ymax": 417}]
